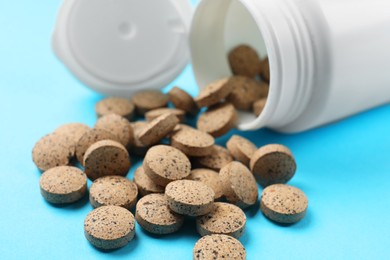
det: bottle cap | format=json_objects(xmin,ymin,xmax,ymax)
[{"xmin": 53, "ymin": 0, "xmax": 192, "ymax": 96}]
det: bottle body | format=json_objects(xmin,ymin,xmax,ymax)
[{"xmin": 190, "ymin": 0, "xmax": 390, "ymax": 132}]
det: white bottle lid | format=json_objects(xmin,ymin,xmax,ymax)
[{"xmin": 52, "ymin": 0, "xmax": 193, "ymax": 96}]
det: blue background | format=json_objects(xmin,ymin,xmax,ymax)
[{"xmin": 1, "ymin": 1, "xmax": 390, "ymax": 259}]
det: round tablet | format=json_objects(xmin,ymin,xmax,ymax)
[
  {"xmin": 95, "ymin": 114, "xmax": 134, "ymax": 150},
  {"xmin": 143, "ymin": 145, "xmax": 191, "ymax": 186},
  {"xmin": 196, "ymin": 202, "xmax": 246, "ymax": 238},
  {"xmin": 40, "ymin": 166, "xmax": 87, "ymax": 204},
  {"xmin": 253, "ymin": 98, "xmax": 267, "ymax": 117},
  {"xmin": 54, "ymin": 123, "xmax": 90, "ymax": 144},
  {"xmin": 131, "ymin": 90, "xmax": 169, "ymax": 115},
  {"xmin": 133, "ymin": 166, "xmax": 164, "ymax": 197},
  {"xmin": 32, "ymin": 133, "xmax": 75, "ymax": 171},
  {"xmin": 75, "ymin": 128, "xmax": 118, "ymax": 165},
  {"xmin": 95, "ymin": 97, "xmax": 135, "ymax": 120},
  {"xmin": 168, "ymin": 86, "xmax": 199, "ymax": 116},
  {"xmin": 136, "ymin": 194, "xmax": 184, "ymax": 235},
  {"xmin": 145, "ymin": 108, "xmax": 186, "ymax": 123},
  {"xmin": 187, "ymin": 169, "xmax": 224, "ymax": 201},
  {"xmin": 195, "ymin": 78, "xmax": 233, "ymax": 108},
  {"xmin": 226, "ymin": 135, "xmax": 257, "ymax": 167},
  {"xmin": 250, "ymin": 144, "xmax": 296, "ymax": 187},
  {"xmin": 129, "ymin": 122, "xmax": 151, "ymax": 156},
  {"xmin": 219, "ymin": 162, "xmax": 258, "ymax": 209},
  {"xmin": 84, "ymin": 140, "xmax": 131, "ymax": 181},
  {"xmin": 165, "ymin": 180, "xmax": 215, "ymax": 217},
  {"xmin": 228, "ymin": 44, "xmax": 262, "ymax": 78},
  {"xmin": 260, "ymin": 184, "xmax": 308, "ymax": 224},
  {"xmin": 193, "ymin": 234, "xmax": 246, "ymax": 260},
  {"xmin": 226, "ymin": 76, "xmax": 267, "ymax": 110},
  {"xmin": 192, "ymin": 145, "xmax": 233, "ymax": 172},
  {"xmin": 90, "ymin": 176, "xmax": 138, "ymax": 210},
  {"xmin": 84, "ymin": 206, "xmax": 136, "ymax": 250},
  {"xmin": 138, "ymin": 113, "xmax": 179, "ymax": 146},
  {"xmin": 170, "ymin": 127, "xmax": 215, "ymax": 157},
  {"xmin": 197, "ymin": 103, "xmax": 237, "ymax": 138}
]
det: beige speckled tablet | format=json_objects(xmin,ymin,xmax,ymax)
[
  {"xmin": 131, "ymin": 90, "xmax": 169, "ymax": 115},
  {"xmin": 193, "ymin": 234, "xmax": 246, "ymax": 260},
  {"xmin": 54, "ymin": 123, "xmax": 90, "ymax": 144},
  {"xmin": 195, "ymin": 78, "xmax": 233, "ymax": 108},
  {"xmin": 165, "ymin": 180, "xmax": 215, "ymax": 216},
  {"xmin": 196, "ymin": 202, "xmax": 246, "ymax": 238},
  {"xmin": 253, "ymin": 98, "xmax": 267, "ymax": 117},
  {"xmin": 187, "ymin": 169, "xmax": 224, "ymax": 201},
  {"xmin": 145, "ymin": 108, "xmax": 186, "ymax": 123},
  {"xmin": 168, "ymin": 87, "xmax": 199, "ymax": 116},
  {"xmin": 84, "ymin": 140, "xmax": 131, "ymax": 181},
  {"xmin": 136, "ymin": 194, "xmax": 184, "ymax": 235},
  {"xmin": 228, "ymin": 44, "xmax": 262, "ymax": 78},
  {"xmin": 95, "ymin": 114, "xmax": 134, "ymax": 150},
  {"xmin": 129, "ymin": 122, "xmax": 151, "ymax": 156},
  {"xmin": 75, "ymin": 128, "xmax": 118, "ymax": 165},
  {"xmin": 133, "ymin": 166, "xmax": 164, "ymax": 197},
  {"xmin": 138, "ymin": 113, "xmax": 179, "ymax": 146},
  {"xmin": 219, "ymin": 162, "xmax": 258, "ymax": 209},
  {"xmin": 192, "ymin": 145, "xmax": 233, "ymax": 172},
  {"xmin": 90, "ymin": 176, "xmax": 138, "ymax": 210},
  {"xmin": 260, "ymin": 184, "xmax": 308, "ymax": 224},
  {"xmin": 84, "ymin": 206, "xmax": 135, "ymax": 250},
  {"xmin": 95, "ymin": 97, "xmax": 135, "ymax": 120},
  {"xmin": 32, "ymin": 133, "xmax": 75, "ymax": 171},
  {"xmin": 226, "ymin": 135, "xmax": 257, "ymax": 166},
  {"xmin": 40, "ymin": 166, "xmax": 87, "ymax": 204},
  {"xmin": 226, "ymin": 76, "xmax": 268, "ymax": 110},
  {"xmin": 143, "ymin": 145, "xmax": 191, "ymax": 186},
  {"xmin": 197, "ymin": 103, "xmax": 237, "ymax": 137},
  {"xmin": 170, "ymin": 127, "xmax": 215, "ymax": 157},
  {"xmin": 250, "ymin": 144, "xmax": 296, "ymax": 187},
  {"xmin": 260, "ymin": 57, "xmax": 270, "ymax": 82}
]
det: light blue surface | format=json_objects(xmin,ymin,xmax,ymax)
[{"xmin": 1, "ymin": 1, "xmax": 390, "ymax": 259}]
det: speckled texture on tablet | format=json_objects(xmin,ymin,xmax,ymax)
[
  {"xmin": 165, "ymin": 180, "xmax": 215, "ymax": 217},
  {"xmin": 90, "ymin": 176, "xmax": 138, "ymax": 210},
  {"xmin": 194, "ymin": 78, "xmax": 233, "ymax": 108},
  {"xmin": 192, "ymin": 145, "xmax": 233, "ymax": 172},
  {"xmin": 168, "ymin": 86, "xmax": 199, "ymax": 116},
  {"xmin": 226, "ymin": 76, "xmax": 268, "ymax": 110},
  {"xmin": 133, "ymin": 166, "xmax": 164, "ymax": 197},
  {"xmin": 219, "ymin": 162, "xmax": 258, "ymax": 209},
  {"xmin": 84, "ymin": 140, "xmax": 131, "ymax": 181},
  {"xmin": 143, "ymin": 145, "xmax": 191, "ymax": 186},
  {"xmin": 94, "ymin": 114, "xmax": 134, "ymax": 150},
  {"xmin": 40, "ymin": 166, "xmax": 87, "ymax": 204},
  {"xmin": 95, "ymin": 97, "xmax": 135, "ymax": 120},
  {"xmin": 187, "ymin": 169, "xmax": 224, "ymax": 201},
  {"xmin": 131, "ymin": 90, "xmax": 169, "ymax": 115},
  {"xmin": 32, "ymin": 133, "xmax": 75, "ymax": 171},
  {"xmin": 196, "ymin": 202, "xmax": 246, "ymax": 239},
  {"xmin": 75, "ymin": 128, "xmax": 118, "ymax": 165},
  {"xmin": 250, "ymin": 144, "xmax": 296, "ymax": 187},
  {"xmin": 197, "ymin": 103, "xmax": 237, "ymax": 138},
  {"xmin": 170, "ymin": 126, "xmax": 215, "ymax": 157},
  {"xmin": 260, "ymin": 184, "xmax": 308, "ymax": 224},
  {"xmin": 145, "ymin": 108, "xmax": 186, "ymax": 123},
  {"xmin": 253, "ymin": 98, "xmax": 267, "ymax": 117},
  {"xmin": 84, "ymin": 206, "xmax": 135, "ymax": 250},
  {"xmin": 129, "ymin": 122, "xmax": 151, "ymax": 156},
  {"xmin": 193, "ymin": 234, "xmax": 246, "ymax": 260},
  {"xmin": 226, "ymin": 135, "xmax": 257, "ymax": 167},
  {"xmin": 138, "ymin": 113, "xmax": 179, "ymax": 146},
  {"xmin": 54, "ymin": 123, "xmax": 90, "ymax": 145},
  {"xmin": 136, "ymin": 194, "xmax": 184, "ymax": 235},
  {"xmin": 228, "ymin": 44, "xmax": 262, "ymax": 78}
]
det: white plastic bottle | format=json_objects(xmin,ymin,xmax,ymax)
[{"xmin": 190, "ymin": 0, "xmax": 390, "ymax": 132}]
